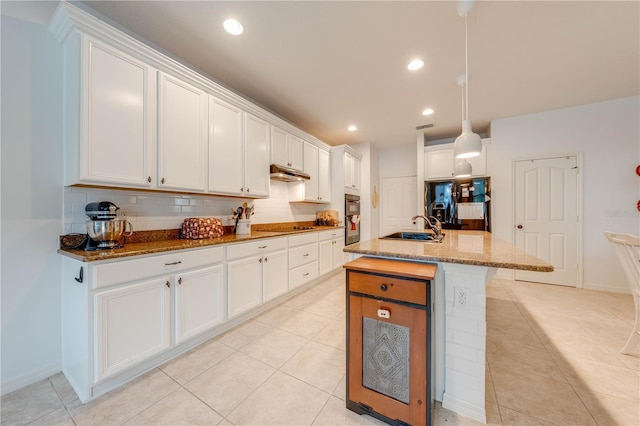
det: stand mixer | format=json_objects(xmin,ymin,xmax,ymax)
[{"xmin": 85, "ymin": 202, "xmax": 133, "ymax": 250}]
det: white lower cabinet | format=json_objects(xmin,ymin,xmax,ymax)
[
  {"xmin": 288, "ymin": 233, "xmax": 319, "ymax": 289},
  {"xmin": 61, "ymin": 231, "xmax": 336, "ymax": 403},
  {"xmin": 263, "ymin": 248, "xmax": 288, "ymax": 302},
  {"xmin": 226, "ymin": 237, "xmax": 288, "ymax": 319},
  {"xmin": 174, "ymin": 265, "xmax": 225, "ymax": 344},
  {"xmin": 318, "ymin": 230, "xmax": 345, "ymax": 276},
  {"xmin": 95, "ymin": 277, "xmax": 171, "ymax": 381}
]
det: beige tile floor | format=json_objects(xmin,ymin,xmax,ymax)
[{"xmin": 2, "ymin": 271, "xmax": 639, "ymax": 426}]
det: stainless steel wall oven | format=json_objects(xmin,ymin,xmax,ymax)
[{"xmin": 345, "ymin": 194, "xmax": 361, "ymax": 245}]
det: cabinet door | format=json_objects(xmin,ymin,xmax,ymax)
[
  {"xmin": 318, "ymin": 149, "xmax": 331, "ymax": 202},
  {"xmin": 158, "ymin": 73, "xmax": 208, "ymax": 191},
  {"xmin": 271, "ymin": 126, "xmax": 288, "ymax": 167},
  {"xmin": 244, "ymin": 113, "xmax": 270, "ymax": 197},
  {"xmin": 209, "ymin": 97, "xmax": 244, "ymax": 195},
  {"xmin": 94, "ymin": 278, "xmax": 171, "ymax": 380},
  {"xmin": 174, "ymin": 265, "xmax": 225, "ymax": 344},
  {"xmin": 319, "ymin": 239, "xmax": 333, "ymax": 276},
  {"xmin": 344, "ymin": 152, "xmax": 354, "ymax": 189},
  {"xmin": 287, "ymin": 134, "xmax": 304, "ymax": 171},
  {"xmin": 332, "ymin": 237, "xmax": 345, "ymax": 268},
  {"xmin": 227, "ymin": 255, "xmax": 263, "ymax": 319},
  {"xmin": 426, "ymin": 149, "xmax": 454, "ymax": 179},
  {"xmin": 263, "ymin": 249, "xmax": 288, "ymax": 302},
  {"xmin": 81, "ymin": 39, "xmax": 155, "ymax": 187},
  {"xmin": 303, "ymin": 142, "xmax": 319, "ymax": 201},
  {"xmin": 468, "ymin": 142, "xmax": 487, "ymax": 176},
  {"xmin": 352, "ymin": 156, "xmax": 361, "ymax": 190}
]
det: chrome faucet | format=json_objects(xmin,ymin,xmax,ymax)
[{"xmin": 411, "ymin": 215, "xmax": 443, "ymax": 237}]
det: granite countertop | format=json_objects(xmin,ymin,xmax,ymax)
[
  {"xmin": 58, "ymin": 225, "xmax": 343, "ymax": 262},
  {"xmin": 343, "ymin": 230, "xmax": 553, "ymax": 272}
]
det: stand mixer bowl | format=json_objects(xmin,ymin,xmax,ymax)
[{"xmin": 86, "ymin": 218, "xmax": 133, "ymax": 248}]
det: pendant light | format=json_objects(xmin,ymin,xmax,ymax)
[
  {"xmin": 454, "ymin": 0, "xmax": 482, "ymax": 159},
  {"xmin": 454, "ymin": 76, "xmax": 472, "ymax": 177}
]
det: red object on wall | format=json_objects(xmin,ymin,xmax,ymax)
[
  {"xmin": 636, "ymin": 164, "xmax": 640, "ymax": 176},
  {"xmin": 637, "ymin": 200, "xmax": 640, "ymax": 212}
]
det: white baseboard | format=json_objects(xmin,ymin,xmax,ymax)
[
  {"xmin": 1, "ymin": 362, "xmax": 61, "ymax": 396},
  {"xmin": 581, "ymin": 282, "xmax": 631, "ymax": 294},
  {"xmin": 442, "ymin": 392, "xmax": 486, "ymax": 424}
]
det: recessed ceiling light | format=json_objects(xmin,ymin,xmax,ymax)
[
  {"xmin": 407, "ymin": 59, "xmax": 424, "ymax": 71},
  {"xmin": 348, "ymin": 125, "xmax": 358, "ymax": 131},
  {"xmin": 223, "ymin": 18, "xmax": 244, "ymax": 35},
  {"xmin": 422, "ymin": 108, "xmax": 434, "ymax": 116}
]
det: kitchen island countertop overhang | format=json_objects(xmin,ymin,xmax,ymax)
[{"xmin": 342, "ymin": 230, "xmax": 553, "ymax": 424}]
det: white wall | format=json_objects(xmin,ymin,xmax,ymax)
[
  {"xmin": 379, "ymin": 142, "xmax": 417, "ymax": 178},
  {"xmin": 1, "ymin": 15, "xmax": 64, "ymax": 393},
  {"xmin": 491, "ymin": 96, "xmax": 640, "ymax": 292},
  {"xmin": 352, "ymin": 143, "xmax": 380, "ymax": 241}
]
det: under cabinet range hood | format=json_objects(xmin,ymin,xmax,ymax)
[{"xmin": 269, "ymin": 164, "xmax": 310, "ymax": 182}]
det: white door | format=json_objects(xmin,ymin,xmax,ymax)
[
  {"xmin": 174, "ymin": 265, "xmax": 225, "ymax": 344},
  {"xmin": 270, "ymin": 126, "xmax": 288, "ymax": 167},
  {"xmin": 208, "ymin": 97, "xmax": 244, "ymax": 195},
  {"xmin": 303, "ymin": 142, "xmax": 319, "ymax": 201},
  {"xmin": 244, "ymin": 113, "xmax": 270, "ymax": 197},
  {"xmin": 380, "ymin": 177, "xmax": 417, "ymax": 236},
  {"xmin": 94, "ymin": 277, "xmax": 171, "ymax": 380},
  {"xmin": 227, "ymin": 255, "xmax": 263, "ymax": 318},
  {"xmin": 514, "ymin": 156, "xmax": 579, "ymax": 286},
  {"xmin": 263, "ymin": 249, "xmax": 289, "ymax": 302},
  {"xmin": 319, "ymin": 239, "xmax": 333, "ymax": 276},
  {"xmin": 332, "ymin": 236, "xmax": 345, "ymax": 268},
  {"xmin": 158, "ymin": 73, "xmax": 208, "ymax": 191},
  {"xmin": 318, "ymin": 149, "xmax": 331, "ymax": 202},
  {"xmin": 83, "ymin": 39, "xmax": 156, "ymax": 187}
]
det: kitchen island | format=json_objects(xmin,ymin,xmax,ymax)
[{"xmin": 343, "ymin": 230, "xmax": 552, "ymax": 424}]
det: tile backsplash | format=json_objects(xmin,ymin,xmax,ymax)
[{"xmin": 64, "ymin": 181, "xmax": 320, "ymax": 234}]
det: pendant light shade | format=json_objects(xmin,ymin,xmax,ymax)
[
  {"xmin": 454, "ymin": 120, "xmax": 482, "ymax": 159},
  {"xmin": 454, "ymin": 1, "xmax": 482, "ymax": 159}
]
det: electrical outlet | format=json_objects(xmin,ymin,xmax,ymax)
[{"xmin": 455, "ymin": 287, "xmax": 469, "ymax": 309}]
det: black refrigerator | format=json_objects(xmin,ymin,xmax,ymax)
[{"xmin": 424, "ymin": 177, "xmax": 491, "ymax": 231}]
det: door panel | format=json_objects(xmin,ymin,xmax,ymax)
[
  {"xmin": 381, "ymin": 177, "xmax": 416, "ymax": 236},
  {"xmin": 515, "ymin": 157, "xmax": 578, "ymax": 286}
]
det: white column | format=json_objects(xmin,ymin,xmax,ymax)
[{"xmin": 440, "ymin": 263, "xmax": 496, "ymax": 424}]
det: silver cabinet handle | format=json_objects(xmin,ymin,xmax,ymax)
[
  {"xmin": 259, "ymin": 257, "xmax": 263, "ymax": 263},
  {"xmin": 264, "ymin": 256, "xmax": 268, "ymax": 262},
  {"xmin": 303, "ymin": 253, "xmax": 310, "ymax": 257},
  {"xmin": 161, "ymin": 177, "xmax": 165, "ymax": 184},
  {"xmin": 147, "ymin": 176, "xmax": 152, "ymax": 183},
  {"xmin": 303, "ymin": 272, "xmax": 310, "ymax": 277},
  {"xmin": 165, "ymin": 281, "xmax": 170, "ymax": 288},
  {"xmin": 258, "ymin": 245, "xmax": 267, "ymax": 249},
  {"xmin": 178, "ymin": 277, "xmax": 182, "ymax": 285},
  {"xmin": 164, "ymin": 261, "xmax": 182, "ymax": 266}
]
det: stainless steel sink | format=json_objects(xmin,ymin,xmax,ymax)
[{"xmin": 381, "ymin": 232, "xmax": 445, "ymax": 242}]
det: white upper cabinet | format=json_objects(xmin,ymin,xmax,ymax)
[
  {"xmin": 303, "ymin": 142, "xmax": 319, "ymax": 201},
  {"xmin": 157, "ymin": 72, "xmax": 208, "ymax": 192},
  {"xmin": 318, "ymin": 148, "xmax": 331, "ymax": 202},
  {"xmin": 51, "ymin": 2, "xmax": 328, "ymax": 196},
  {"xmin": 344, "ymin": 152, "xmax": 361, "ymax": 191},
  {"xmin": 71, "ymin": 37, "xmax": 156, "ymax": 188},
  {"xmin": 243, "ymin": 113, "xmax": 270, "ymax": 198},
  {"xmin": 294, "ymin": 142, "xmax": 330, "ymax": 203},
  {"xmin": 424, "ymin": 139, "xmax": 490, "ymax": 180},
  {"xmin": 208, "ymin": 100, "xmax": 269, "ymax": 198},
  {"xmin": 208, "ymin": 97, "xmax": 244, "ymax": 195},
  {"xmin": 271, "ymin": 127, "xmax": 303, "ymax": 170}
]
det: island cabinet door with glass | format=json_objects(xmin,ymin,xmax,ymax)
[{"xmin": 344, "ymin": 257, "xmax": 436, "ymax": 426}]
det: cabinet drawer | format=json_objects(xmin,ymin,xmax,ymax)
[
  {"xmin": 289, "ymin": 261, "xmax": 318, "ymax": 289},
  {"xmin": 226, "ymin": 237, "xmax": 287, "ymax": 261},
  {"xmin": 289, "ymin": 243, "xmax": 318, "ymax": 269},
  {"xmin": 93, "ymin": 246, "xmax": 223, "ymax": 288},
  {"xmin": 318, "ymin": 229, "xmax": 342, "ymax": 242},
  {"xmin": 289, "ymin": 232, "xmax": 318, "ymax": 247},
  {"xmin": 347, "ymin": 271, "xmax": 428, "ymax": 306}
]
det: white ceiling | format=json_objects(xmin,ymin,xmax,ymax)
[{"xmin": 3, "ymin": 1, "xmax": 639, "ymax": 148}]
